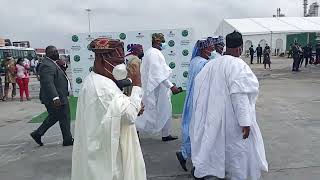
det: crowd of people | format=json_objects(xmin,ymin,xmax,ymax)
[
  {"xmin": 247, "ymin": 41, "xmax": 320, "ymax": 73},
  {"xmin": 0, "ymin": 51, "xmax": 70, "ymax": 102},
  {"xmin": 0, "ymin": 53, "xmax": 40, "ymax": 102},
  {"xmin": 29, "ymin": 31, "xmax": 268, "ymax": 180},
  {"xmin": 289, "ymin": 42, "xmax": 320, "ymax": 72},
  {"xmin": 249, "ymin": 44, "xmax": 272, "ymax": 70}
]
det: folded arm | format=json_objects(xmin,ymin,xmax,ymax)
[{"xmin": 120, "ymin": 86, "xmax": 143, "ymax": 124}]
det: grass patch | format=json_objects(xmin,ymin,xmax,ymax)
[{"xmin": 29, "ymin": 96, "xmax": 78, "ymax": 123}]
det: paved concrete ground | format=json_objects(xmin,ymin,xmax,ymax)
[{"xmin": 0, "ymin": 57, "xmax": 320, "ymax": 180}]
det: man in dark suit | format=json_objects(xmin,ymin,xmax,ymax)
[
  {"xmin": 292, "ymin": 43, "xmax": 301, "ymax": 72},
  {"xmin": 249, "ymin": 45, "xmax": 255, "ymax": 64},
  {"xmin": 316, "ymin": 43, "xmax": 320, "ymax": 65},
  {"xmin": 30, "ymin": 46, "xmax": 73, "ymax": 146},
  {"xmin": 302, "ymin": 43, "xmax": 313, "ymax": 67},
  {"xmin": 256, "ymin": 44, "xmax": 263, "ymax": 64}
]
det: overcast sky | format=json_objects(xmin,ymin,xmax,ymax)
[{"xmin": 0, "ymin": 0, "xmax": 318, "ymax": 49}]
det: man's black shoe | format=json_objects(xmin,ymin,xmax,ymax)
[
  {"xmin": 162, "ymin": 135, "xmax": 178, "ymax": 142},
  {"xmin": 191, "ymin": 167, "xmax": 205, "ymax": 180},
  {"xmin": 176, "ymin": 151, "xmax": 187, "ymax": 171},
  {"xmin": 30, "ymin": 132, "xmax": 43, "ymax": 146},
  {"xmin": 63, "ymin": 138, "xmax": 74, "ymax": 146}
]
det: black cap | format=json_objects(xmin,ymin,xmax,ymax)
[{"xmin": 226, "ymin": 31, "xmax": 243, "ymax": 48}]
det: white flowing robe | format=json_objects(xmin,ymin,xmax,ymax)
[
  {"xmin": 71, "ymin": 72, "xmax": 147, "ymax": 180},
  {"xmin": 136, "ymin": 47, "xmax": 172, "ymax": 133},
  {"xmin": 190, "ymin": 55, "xmax": 268, "ymax": 180}
]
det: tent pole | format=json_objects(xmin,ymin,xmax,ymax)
[{"xmin": 271, "ymin": 31, "xmax": 273, "ymax": 56}]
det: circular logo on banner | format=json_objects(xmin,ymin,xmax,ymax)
[
  {"xmin": 76, "ymin": 77, "xmax": 83, "ymax": 84},
  {"xmin": 72, "ymin": 35, "xmax": 79, "ymax": 42},
  {"xmin": 89, "ymin": 67, "xmax": 93, "ymax": 72},
  {"xmin": 74, "ymin": 55, "xmax": 80, "ymax": 62},
  {"xmin": 168, "ymin": 40, "xmax": 175, "ymax": 47},
  {"xmin": 169, "ymin": 62, "xmax": 176, "ymax": 69},
  {"xmin": 119, "ymin": 33, "xmax": 126, "ymax": 40},
  {"xmin": 183, "ymin": 71, "xmax": 189, "ymax": 78},
  {"xmin": 182, "ymin": 49, "xmax": 189, "ymax": 56},
  {"xmin": 182, "ymin": 30, "xmax": 189, "ymax": 37}
]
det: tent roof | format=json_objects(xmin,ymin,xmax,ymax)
[{"xmin": 224, "ymin": 17, "xmax": 320, "ymax": 35}]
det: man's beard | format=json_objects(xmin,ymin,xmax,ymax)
[{"xmin": 138, "ymin": 53, "xmax": 144, "ymax": 59}]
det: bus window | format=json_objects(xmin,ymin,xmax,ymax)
[
  {"xmin": 18, "ymin": 51, "xmax": 22, "ymax": 58},
  {"xmin": 13, "ymin": 49, "xmax": 18, "ymax": 59},
  {"xmin": 8, "ymin": 49, "xmax": 13, "ymax": 58},
  {"xmin": 28, "ymin": 50, "xmax": 36, "ymax": 58},
  {"xmin": 0, "ymin": 49, "xmax": 4, "ymax": 59},
  {"xmin": 12, "ymin": 50, "xmax": 15, "ymax": 58},
  {"xmin": 24, "ymin": 50, "xmax": 28, "ymax": 58}
]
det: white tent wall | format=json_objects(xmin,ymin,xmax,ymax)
[
  {"xmin": 270, "ymin": 33, "xmax": 287, "ymax": 55},
  {"xmin": 215, "ymin": 20, "xmax": 287, "ymax": 55},
  {"xmin": 243, "ymin": 34, "xmax": 286, "ymax": 55},
  {"xmin": 243, "ymin": 34, "xmax": 271, "ymax": 50},
  {"xmin": 215, "ymin": 20, "xmax": 237, "ymax": 38},
  {"xmin": 215, "ymin": 17, "xmax": 320, "ymax": 55}
]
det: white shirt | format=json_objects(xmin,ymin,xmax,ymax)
[
  {"xmin": 35, "ymin": 60, "xmax": 39, "ymax": 67},
  {"xmin": 16, "ymin": 64, "xmax": 28, "ymax": 79},
  {"xmin": 30, "ymin": 59, "xmax": 35, "ymax": 67},
  {"xmin": 23, "ymin": 58, "xmax": 30, "ymax": 66}
]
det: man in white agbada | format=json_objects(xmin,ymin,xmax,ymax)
[
  {"xmin": 71, "ymin": 38, "xmax": 147, "ymax": 180},
  {"xmin": 136, "ymin": 33, "xmax": 182, "ymax": 141},
  {"xmin": 190, "ymin": 31, "xmax": 268, "ymax": 180},
  {"xmin": 208, "ymin": 36, "xmax": 225, "ymax": 59}
]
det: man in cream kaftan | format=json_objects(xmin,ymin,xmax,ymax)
[{"xmin": 71, "ymin": 38, "xmax": 146, "ymax": 180}]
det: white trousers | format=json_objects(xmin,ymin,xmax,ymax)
[{"xmin": 161, "ymin": 118, "xmax": 171, "ymax": 137}]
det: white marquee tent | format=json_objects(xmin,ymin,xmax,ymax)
[{"xmin": 215, "ymin": 17, "xmax": 320, "ymax": 55}]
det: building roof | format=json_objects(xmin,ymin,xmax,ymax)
[{"xmin": 222, "ymin": 17, "xmax": 320, "ymax": 35}]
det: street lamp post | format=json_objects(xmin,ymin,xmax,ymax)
[{"xmin": 85, "ymin": 8, "xmax": 92, "ymax": 34}]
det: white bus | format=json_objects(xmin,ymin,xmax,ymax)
[
  {"xmin": 0, "ymin": 46, "xmax": 37, "ymax": 60},
  {"xmin": 37, "ymin": 53, "xmax": 70, "ymax": 63},
  {"xmin": 0, "ymin": 46, "xmax": 37, "ymax": 74}
]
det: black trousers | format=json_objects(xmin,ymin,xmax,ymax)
[
  {"xmin": 257, "ymin": 54, "xmax": 262, "ymax": 64},
  {"xmin": 250, "ymin": 54, "xmax": 254, "ymax": 64},
  {"xmin": 35, "ymin": 102, "xmax": 72, "ymax": 142},
  {"xmin": 0, "ymin": 77, "xmax": 3, "ymax": 97},
  {"xmin": 292, "ymin": 56, "xmax": 300, "ymax": 71},
  {"xmin": 301, "ymin": 56, "xmax": 311, "ymax": 67},
  {"xmin": 317, "ymin": 54, "xmax": 320, "ymax": 64}
]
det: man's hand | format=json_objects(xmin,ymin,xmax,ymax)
[
  {"xmin": 242, "ymin": 126, "xmax": 251, "ymax": 139},
  {"xmin": 128, "ymin": 62, "xmax": 141, "ymax": 87},
  {"xmin": 138, "ymin": 103, "xmax": 145, "ymax": 116},
  {"xmin": 53, "ymin": 99, "xmax": 62, "ymax": 108},
  {"xmin": 56, "ymin": 60, "xmax": 66, "ymax": 66},
  {"xmin": 171, "ymin": 86, "xmax": 182, "ymax": 95}
]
